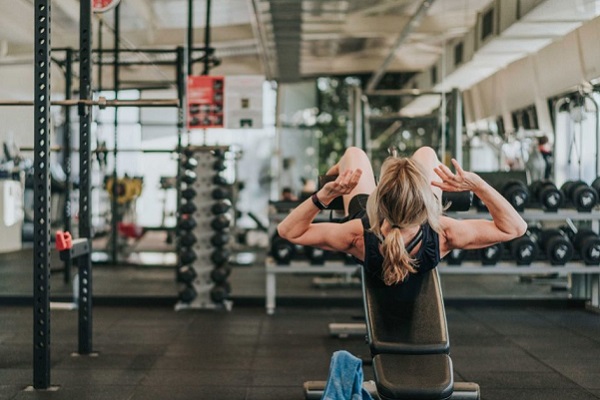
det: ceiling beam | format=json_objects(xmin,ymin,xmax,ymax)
[{"xmin": 366, "ymin": 0, "xmax": 436, "ymax": 92}]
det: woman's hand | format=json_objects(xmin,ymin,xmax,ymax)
[
  {"xmin": 432, "ymin": 159, "xmax": 482, "ymax": 192},
  {"xmin": 319, "ymin": 169, "xmax": 363, "ymax": 203}
]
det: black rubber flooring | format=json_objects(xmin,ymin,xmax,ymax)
[{"xmin": 0, "ymin": 304, "xmax": 599, "ymax": 400}]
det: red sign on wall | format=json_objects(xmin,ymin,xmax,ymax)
[
  {"xmin": 92, "ymin": 0, "xmax": 121, "ymax": 13},
  {"xmin": 187, "ymin": 76, "xmax": 225, "ymax": 129}
]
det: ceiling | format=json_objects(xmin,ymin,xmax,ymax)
[{"xmin": 0, "ymin": 0, "xmax": 597, "ymax": 92}]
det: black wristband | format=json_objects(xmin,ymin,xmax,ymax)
[{"xmin": 311, "ymin": 193, "xmax": 327, "ymax": 210}]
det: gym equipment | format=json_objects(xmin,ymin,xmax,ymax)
[
  {"xmin": 501, "ymin": 180, "xmax": 529, "ymax": 211},
  {"xmin": 212, "ymin": 148, "xmax": 226, "ymax": 158},
  {"xmin": 210, "ymin": 266, "xmax": 232, "ymax": 284},
  {"xmin": 213, "ymin": 159, "xmax": 227, "ymax": 171},
  {"xmin": 211, "ymin": 200, "xmax": 232, "ymax": 215},
  {"xmin": 473, "ymin": 195, "xmax": 487, "ymax": 212},
  {"xmin": 180, "ymin": 249, "xmax": 197, "ymax": 265},
  {"xmin": 182, "ymin": 188, "xmax": 197, "ymax": 200},
  {"xmin": 210, "ymin": 232, "xmax": 230, "ymax": 247},
  {"xmin": 441, "ymin": 191, "xmax": 472, "ymax": 211},
  {"xmin": 479, "ymin": 243, "xmax": 503, "ymax": 265},
  {"xmin": 561, "ymin": 180, "xmax": 597, "ymax": 212},
  {"xmin": 444, "ymin": 249, "xmax": 467, "ymax": 265},
  {"xmin": 179, "ymin": 217, "xmax": 197, "ymax": 231},
  {"xmin": 540, "ymin": 229, "xmax": 574, "ymax": 265},
  {"xmin": 180, "ymin": 201, "xmax": 197, "ymax": 215},
  {"xmin": 529, "ymin": 180, "xmax": 563, "ymax": 212},
  {"xmin": 178, "ymin": 286, "xmax": 197, "ymax": 303},
  {"xmin": 572, "ymin": 229, "xmax": 600, "ymax": 265},
  {"xmin": 210, "ymin": 283, "xmax": 231, "ymax": 303},
  {"xmin": 180, "ymin": 232, "xmax": 197, "ymax": 247},
  {"xmin": 509, "ymin": 232, "xmax": 538, "ymax": 265},
  {"xmin": 213, "ymin": 175, "xmax": 228, "ymax": 186},
  {"xmin": 211, "ymin": 248, "xmax": 231, "ymax": 266},
  {"xmin": 211, "ymin": 186, "xmax": 231, "ymax": 200},
  {"xmin": 183, "ymin": 157, "xmax": 198, "ymax": 170},
  {"xmin": 303, "ymin": 245, "xmax": 330, "ymax": 265},
  {"xmin": 177, "ymin": 266, "xmax": 197, "ymax": 284},
  {"xmin": 210, "ymin": 214, "xmax": 231, "ymax": 231},
  {"xmin": 591, "ymin": 177, "xmax": 600, "ymax": 200},
  {"xmin": 183, "ymin": 147, "xmax": 195, "ymax": 158},
  {"xmin": 270, "ymin": 233, "xmax": 296, "ymax": 264},
  {"xmin": 181, "ymin": 170, "xmax": 197, "ymax": 184}
]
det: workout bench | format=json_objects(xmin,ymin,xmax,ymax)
[{"xmin": 305, "ymin": 190, "xmax": 479, "ymax": 399}]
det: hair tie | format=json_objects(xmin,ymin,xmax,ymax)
[{"xmin": 391, "ymin": 225, "xmax": 402, "ymax": 230}]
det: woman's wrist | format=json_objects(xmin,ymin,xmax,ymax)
[{"xmin": 315, "ymin": 189, "xmax": 336, "ymax": 207}]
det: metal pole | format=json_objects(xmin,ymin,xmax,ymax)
[
  {"xmin": 451, "ymin": 88, "xmax": 463, "ymax": 165},
  {"xmin": 78, "ymin": 0, "xmax": 94, "ymax": 355},
  {"xmin": 98, "ymin": 18, "xmax": 103, "ymax": 92},
  {"xmin": 111, "ymin": 3, "xmax": 120, "ymax": 264},
  {"xmin": 63, "ymin": 48, "xmax": 73, "ymax": 284},
  {"xmin": 187, "ymin": 0, "xmax": 194, "ymax": 75},
  {"xmin": 33, "ymin": 0, "xmax": 52, "ymax": 389},
  {"xmin": 202, "ymin": 0, "xmax": 212, "ymax": 75},
  {"xmin": 176, "ymin": 46, "xmax": 185, "ymax": 283}
]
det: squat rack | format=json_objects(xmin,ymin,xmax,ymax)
[{"xmin": 22, "ymin": 0, "xmax": 181, "ymax": 390}]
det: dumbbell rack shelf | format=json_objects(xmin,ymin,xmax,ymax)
[
  {"xmin": 439, "ymin": 262, "xmax": 600, "ymax": 274},
  {"xmin": 265, "ymin": 258, "xmax": 359, "ymax": 315},
  {"xmin": 448, "ymin": 209, "xmax": 600, "ymax": 223}
]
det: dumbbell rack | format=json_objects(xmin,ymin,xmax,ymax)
[
  {"xmin": 444, "ymin": 208, "xmax": 600, "ymax": 311},
  {"xmin": 176, "ymin": 146, "xmax": 233, "ymax": 311}
]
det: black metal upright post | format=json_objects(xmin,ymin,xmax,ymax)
[
  {"xmin": 111, "ymin": 4, "xmax": 121, "ymax": 264},
  {"xmin": 63, "ymin": 48, "xmax": 73, "ymax": 284},
  {"xmin": 175, "ymin": 46, "xmax": 185, "ymax": 281},
  {"xmin": 202, "ymin": 0, "xmax": 212, "ymax": 75},
  {"xmin": 78, "ymin": 0, "xmax": 94, "ymax": 355},
  {"xmin": 33, "ymin": 0, "xmax": 52, "ymax": 389},
  {"xmin": 98, "ymin": 19, "xmax": 103, "ymax": 92},
  {"xmin": 187, "ymin": 0, "xmax": 194, "ymax": 75}
]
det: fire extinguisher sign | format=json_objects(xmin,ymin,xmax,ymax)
[{"xmin": 187, "ymin": 76, "xmax": 225, "ymax": 130}]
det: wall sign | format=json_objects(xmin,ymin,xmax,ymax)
[
  {"xmin": 93, "ymin": 0, "xmax": 122, "ymax": 13},
  {"xmin": 187, "ymin": 75, "xmax": 225, "ymax": 129}
]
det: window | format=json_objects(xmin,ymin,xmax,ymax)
[{"xmin": 481, "ymin": 8, "xmax": 494, "ymax": 41}]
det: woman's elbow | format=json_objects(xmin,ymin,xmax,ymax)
[{"xmin": 511, "ymin": 220, "xmax": 528, "ymax": 239}]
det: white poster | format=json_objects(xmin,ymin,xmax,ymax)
[{"xmin": 224, "ymin": 75, "xmax": 264, "ymax": 129}]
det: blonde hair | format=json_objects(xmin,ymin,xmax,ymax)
[{"xmin": 366, "ymin": 157, "xmax": 443, "ymax": 285}]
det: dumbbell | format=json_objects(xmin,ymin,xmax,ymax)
[
  {"xmin": 213, "ymin": 159, "xmax": 227, "ymax": 172},
  {"xmin": 442, "ymin": 191, "xmax": 472, "ymax": 212},
  {"xmin": 509, "ymin": 232, "xmax": 538, "ymax": 265},
  {"xmin": 472, "ymin": 195, "xmax": 488, "ymax": 212},
  {"xmin": 180, "ymin": 232, "xmax": 197, "ymax": 247},
  {"xmin": 178, "ymin": 285, "xmax": 197, "ymax": 303},
  {"xmin": 211, "ymin": 200, "xmax": 231, "ymax": 215},
  {"xmin": 213, "ymin": 175, "xmax": 228, "ymax": 186},
  {"xmin": 210, "ymin": 283, "xmax": 231, "ymax": 303},
  {"xmin": 479, "ymin": 243, "xmax": 503, "ymax": 266},
  {"xmin": 182, "ymin": 157, "xmax": 198, "ymax": 170},
  {"xmin": 210, "ymin": 266, "xmax": 232, "ymax": 284},
  {"xmin": 573, "ymin": 229, "xmax": 600, "ymax": 265},
  {"xmin": 180, "ymin": 201, "xmax": 197, "ymax": 215},
  {"xmin": 179, "ymin": 216, "xmax": 197, "ymax": 231},
  {"xmin": 212, "ymin": 148, "xmax": 226, "ymax": 158},
  {"xmin": 212, "ymin": 187, "xmax": 231, "ymax": 200},
  {"xmin": 180, "ymin": 249, "xmax": 197, "ymax": 265},
  {"xmin": 181, "ymin": 170, "xmax": 197, "ymax": 184},
  {"xmin": 183, "ymin": 147, "xmax": 195, "ymax": 158},
  {"xmin": 177, "ymin": 265, "xmax": 197, "ymax": 284},
  {"xmin": 561, "ymin": 181, "xmax": 597, "ymax": 212},
  {"xmin": 591, "ymin": 177, "xmax": 600, "ymax": 200},
  {"xmin": 211, "ymin": 214, "xmax": 231, "ymax": 231},
  {"xmin": 211, "ymin": 248, "xmax": 231, "ymax": 266},
  {"xmin": 270, "ymin": 233, "xmax": 295, "ymax": 264},
  {"xmin": 500, "ymin": 180, "xmax": 529, "ymax": 211},
  {"xmin": 540, "ymin": 229, "xmax": 574, "ymax": 265},
  {"xmin": 182, "ymin": 188, "xmax": 197, "ymax": 200},
  {"xmin": 210, "ymin": 232, "xmax": 230, "ymax": 247},
  {"xmin": 444, "ymin": 249, "xmax": 467, "ymax": 265},
  {"xmin": 529, "ymin": 180, "xmax": 562, "ymax": 212},
  {"xmin": 303, "ymin": 245, "xmax": 330, "ymax": 265}
]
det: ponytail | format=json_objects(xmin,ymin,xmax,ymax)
[{"xmin": 380, "ymin": 228, "xmax": 417, "ymax": 285}]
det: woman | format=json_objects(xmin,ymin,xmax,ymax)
[{"xmin": 277, "ymin": 146, "xmax": 527, "ymax": 284}]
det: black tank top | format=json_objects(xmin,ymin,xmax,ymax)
[{"xmin": 357, "ymin": 214, "xmax": 441, "ymax": 280}]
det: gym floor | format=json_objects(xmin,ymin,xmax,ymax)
[{"xmin": 1, "ymin": 237, "xmax": 599, "ymax": 400}]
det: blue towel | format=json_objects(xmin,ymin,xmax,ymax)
[{"xmin": 321, "ymin": 350, "xmax": 373, "ymax": 400}]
